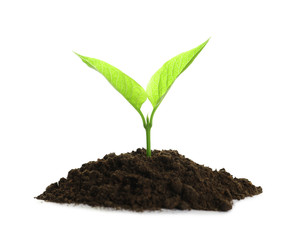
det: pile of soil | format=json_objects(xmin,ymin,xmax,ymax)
[{"xmin": 36, "ymin": 149, "xmax": 262, "ymax": 211}]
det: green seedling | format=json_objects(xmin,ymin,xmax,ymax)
[{"xmin": 75, "ymin": 38, "xmax": 209, "ymax": 157}]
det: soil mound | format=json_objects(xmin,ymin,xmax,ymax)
[{"xmin": 36, "ymin": 149, "xmax": 262, "ymax": 211}]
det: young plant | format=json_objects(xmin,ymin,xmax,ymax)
[{"xmin": 75, "ymin": 39, "xmax": 209, "ymax": 157}]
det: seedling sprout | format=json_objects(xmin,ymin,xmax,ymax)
[{"xmin": 75, "ymin": 38, "xmax": 209, "ymax": 157}]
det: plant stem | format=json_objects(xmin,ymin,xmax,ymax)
[
  {"xmin": 138, "ymin": 109, "xmax": 146, "ymax": 128},
  {"xmin": 145, "ymin": 120, "xmax": 151, "ymax": 157},
  {"xmin": 138, "ymin": 109, "xmax": 153, "ymax": 157}
]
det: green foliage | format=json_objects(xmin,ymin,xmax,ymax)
[
  {"xmin": 75, "ymin": 39, "xmax": 209, "ymax": 156},
  {"xmin": 74, "ymin": 52, "xmax": 147, "ymax": 112},
  {"xmin": 146, "ymin": 38, "xmax": 210, "ymax": 109}
]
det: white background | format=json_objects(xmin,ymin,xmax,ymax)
[{"xmin": 0, "ymin": 0, "xmax": 293, "ymax": 239}]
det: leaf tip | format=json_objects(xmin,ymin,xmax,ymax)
[
  {"xmin": 197, "ymin": 37, "xmax": 211, "ymax": 51},
  {"xmin": 73, "ymin": 51, "xmax": 81, "ymax": 57},
  {"xmin": 203, "ymin": 37, "xmax": 211, "ymax": 46}
]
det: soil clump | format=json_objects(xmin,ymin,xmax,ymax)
[{"xmin": 36, "ymin": 149, "xmax": 262, "ymax": 211}]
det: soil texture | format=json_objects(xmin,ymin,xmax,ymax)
[{"xmin": 36, "ymin": 149, "xmax": 262, "ymax": 211}]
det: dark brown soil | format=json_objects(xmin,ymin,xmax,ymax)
[{"xmin": 36, "ymin": 149, "xmax": 262, "ymax": 211}]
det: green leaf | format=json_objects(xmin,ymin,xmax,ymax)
[
  {"xmin": 74, "ymin": 52, "xmax": 147, "ymax": 112},
  {"xmin": 146, "ymin": 38, "xmax": 210, "ymax": 108}
]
